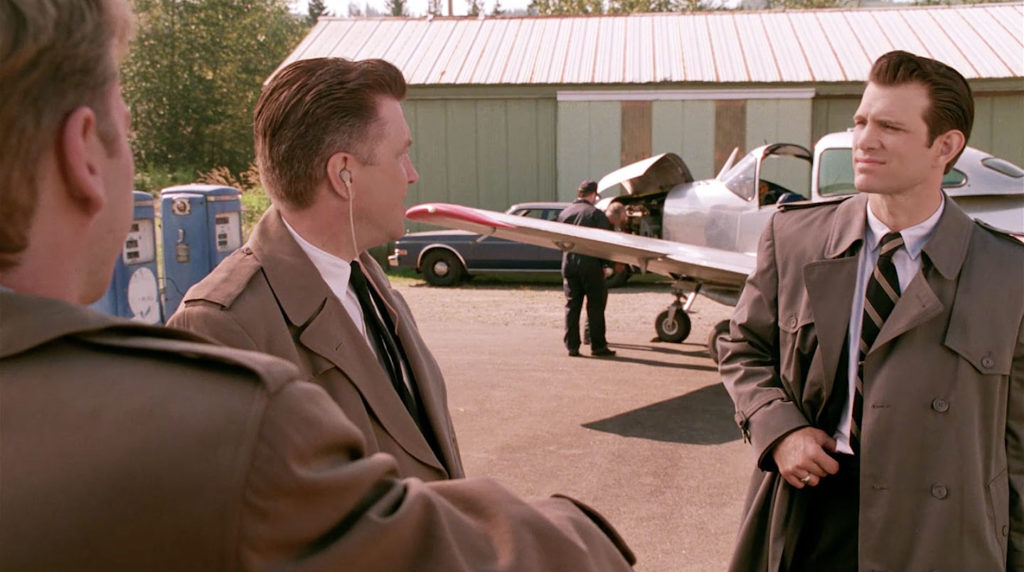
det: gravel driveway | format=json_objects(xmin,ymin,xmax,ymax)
[{"xmin": 392, "ymin": 274, "xmax": 753, "ymax": 572}]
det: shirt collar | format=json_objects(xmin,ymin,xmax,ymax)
[
  {"xmin": 864, "ymin": 195, "xmax": 944, "ymax": 261},
  {"xmin": 281, "ymin": 217, "xmax": 354, "ymax": 292}
]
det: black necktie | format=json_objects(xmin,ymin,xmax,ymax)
[
  {"xmin": 349, "ymin": 262, "xmax": 421, "ymax": 422},
  {"xmin": 851, "ymin": 231, "xmax": 904, "ymax": 451}
]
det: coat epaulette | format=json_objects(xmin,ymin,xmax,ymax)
[
  {"xmin": 76, "ymin": 325, "xmax": 300, "ymax": 393},
  {"xmin": 974, "ymin": 219, "xmax": 1024, "ymax": 247},
  {"xmin": 181, "ymin": 246, "xmax": 262, "ymax": 309},
  {"xmin": 777, "ymin": 194, "xmax": 852, "ymax": 212}
]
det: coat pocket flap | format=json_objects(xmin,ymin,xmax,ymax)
[{"xmin": 944, "ymin": 323, "xmax": 1012, "ymax": 376}]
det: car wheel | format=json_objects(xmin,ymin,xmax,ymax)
[
  {"xmin": 605, "ymin": 266, "xmax": 632, "ymax": 289},
  {"xmin": 706, "ymin": 319, "xmax": 731, "ymax": 364},
  {"xmin": 421, "ymin": 250, "xmax": 464, "ymax": 287},
  {"xmin": 655, "ymin": 308, "xmax": 691, "ymax": 343}
]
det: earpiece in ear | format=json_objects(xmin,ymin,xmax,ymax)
[{"xmin": 339, "ymin": 169, "xmax": 353, "ymax": 199}]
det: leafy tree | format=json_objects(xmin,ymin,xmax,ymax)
[
  {"xmin": 491, "ymin": 0, "xmax": 505, "ymax": 14},
  {"xmin": 468, "ymin": 0, "xmax": 484, "ymax": 14},
  {"xmin": 348, "ymin": 2, "xmax": 365, "ymax": 16},
  {"xmin": 428, "ymin": 0, "xmax": 443, "ymax": 15},
  {"xmin": 123, "ymin": 0, "xmax": 304, "ymax": 187},
  {"xmin": 307, "ymin": 0, "xmax": 329, "ymax": 25}
]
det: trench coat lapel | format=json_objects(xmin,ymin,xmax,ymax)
[
  {"xmin": 801, "ymin": 195, "xmax": 867, "ymax": 397},
  {"xmin": 358, "ymin": 253, "xmax": 464, "ymax": 475},
  {"xmin": 870, "ymin": 196, "xmax": 971, "ymax": 353},
  {"xmin": 249, "ymin": 207, "xmax": 442, "ymax": 470}
]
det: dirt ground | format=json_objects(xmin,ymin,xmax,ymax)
[{"xmin": 392, "ymin": 274, "xmax": 754, "ymax": 572}]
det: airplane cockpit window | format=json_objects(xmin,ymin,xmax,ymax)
[{"xmin": 721, "ymin": 153, "xmax": 758, "ymax": 202}]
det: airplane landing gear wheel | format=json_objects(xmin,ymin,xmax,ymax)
[
  {"xmin": 707, "ymin": 320, "xmax": 731, "ymax": 364},
  {"xmin": 655, "ymin": 308, "xmax": 691, "ymax": 343}
]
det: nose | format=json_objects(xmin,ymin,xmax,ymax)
[
  {"xmin": 405, "ymin": 157, "xmax": 419, "ymax": 184},
  {"xmin": 855, "ymin": 122, "xmax": 880, "ymax": 152}
]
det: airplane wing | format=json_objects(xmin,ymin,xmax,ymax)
[{"xmin": 405, "ymin": 203, "xmax": 755, "ymax": 288}]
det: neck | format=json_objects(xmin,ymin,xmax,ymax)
[
  {"xmin": 867, "ymin": 188, "xmax": 943, "ymax": 232},
  {"xmin": 278, "ymin": 199, "xmax": 357, "ymax": 262}
]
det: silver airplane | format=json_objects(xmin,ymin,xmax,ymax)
[{"xmin": 405, "ymin": 131, "xmax": 1024, "ymax": 361}]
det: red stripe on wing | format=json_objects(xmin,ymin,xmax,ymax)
[{"xmin": 405, "ymin": 203, "xmax": 515, "ymax": 229}]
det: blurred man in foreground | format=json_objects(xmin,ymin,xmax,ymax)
[{"xmin": 0, "ymin": 2, "xmax": 637, "ymax": 569}]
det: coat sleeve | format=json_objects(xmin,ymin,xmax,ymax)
[
  {"xmin": 1007, "ymin": 316, "xmax": 1024, "ymax": 570},
  {"xmin": 718, "ymin": 215, "xmax": 810, "ymax": 471},
  {"xmin": 239, "ymin": 379, "xmax": 636, "ymax": 571}
]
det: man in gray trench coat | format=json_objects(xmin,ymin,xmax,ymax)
[{"xmin": 720, "ymin": 50, "xmax": 1024, "ymax": 571}]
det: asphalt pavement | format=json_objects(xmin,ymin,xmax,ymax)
[{"xmin": 393, "ymin": 276, "xmax": 754, "ymax": 572}]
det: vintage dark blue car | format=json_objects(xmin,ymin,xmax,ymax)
[{"xmin": 389, "ymin": 202, "xmax": 569, "ymax": 286}]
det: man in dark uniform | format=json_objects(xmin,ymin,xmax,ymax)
[{"xmin": 557, "ymin": 180, "xmax": 616, "ymax": 358}]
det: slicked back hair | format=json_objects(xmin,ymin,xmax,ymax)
[
  {"xmin": 0, "ymin": 0, "xmax": 132, "ymax": 271},
  {"xmin": 253, "ymin": 58, "xmax": 407, "ymax": 209},
  {"xmin": 868, "ymin": 50, "xmax": 974, "ymax": 173}
]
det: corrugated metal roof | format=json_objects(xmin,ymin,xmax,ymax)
[{"xmin": 278, "ymin": 3, "xmax": 1024, "ymax": 85}]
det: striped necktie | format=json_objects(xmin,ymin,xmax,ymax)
[{"xmin": 851, "ymin": 231, "xmax": 904, "ymax": 452}]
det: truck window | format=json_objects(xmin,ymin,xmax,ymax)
[{"xmin": 817, "ymin": 148, "xmax": 856, "ymax": 197}]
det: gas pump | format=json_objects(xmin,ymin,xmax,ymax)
[
  {"xmin": 91, "ymin": 191, "xmax": 162, "ymax": 324},
  {"xmin": 160, "ymin": 184, "xmax": 243, "ymax": 318}
]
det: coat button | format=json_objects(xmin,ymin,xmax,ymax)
[
  {"xmin": 930, "ymin": 483, "xmax": 948, "ymax": 499},
  {"xmin": 981, "ymin": 355, "xmax": 994, "ymax": 369},
  {"xmin": 788, "ymin": 315, "xmax": 797, "ymax": 328},
  {"xmin": 242, "ymin": 246, "xmax": 252, "ymax": 255},
  {"xmin": 1003, "ymin": 525, "xmax": 1010, "ymax": 536},
  {"xmin": 931, "ymin": 398, "xmax": 949, "ymax": 413}
]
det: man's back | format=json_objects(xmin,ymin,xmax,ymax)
[
  {"xmin": 0, "ymin": 290, "xmax": 306, "ymax": 569},
  {"xmin": 1, "ymin": 290, "xmax": 637, "ymax": 571}
]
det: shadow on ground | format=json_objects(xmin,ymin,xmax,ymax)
[{"xmin": 583, "ymin": 383, "xmax": 742, "ymax": 445}]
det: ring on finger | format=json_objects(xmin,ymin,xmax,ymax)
[{"xmin": 800, "ymin": 474, "xmax": 812, "ymax": 484}]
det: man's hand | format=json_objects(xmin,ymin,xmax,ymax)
[
  {"xmin": 603, "ymin": 267, "xmax": 614, "ymax": 278},
  {"xmin": 771, "ymin": 427, "xmax": 840, "ymax": 488}
]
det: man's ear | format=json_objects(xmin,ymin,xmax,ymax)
[
  {"xmin": 58, "ymin": 106, "xmax": 105, "ymax": 215},
  {"xmin": 934, "ymin": 129, "xmax": 966, "ymax": 168},
  {"xmin": 326, "ymin": 152, "xmax": 355, "ymax": 200}
]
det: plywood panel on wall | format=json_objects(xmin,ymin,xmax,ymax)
[{"xmin": 621, "ymin": 101, "xmax": 652, "ymax": 166}]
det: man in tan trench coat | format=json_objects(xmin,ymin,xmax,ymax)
[
  {"xmin": 0, "ymin": 1, "xmax": 637, "ymax": 569},
  {"xmin": 721, "ymin": 50, "xmax": 1024, "ymax": 571},
  {"xmin": 168, "ymin": 57, "xmax": 465, "ymax": 483}
]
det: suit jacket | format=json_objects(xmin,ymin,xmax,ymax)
[
  {"xmin": 0, "ymin": 290, "xmax": 635, "ymax": 570},
  {"xmin": 168, "ymin": 206, "xmax": 462, "ymax": 482},
  {"xmin": 720, "ymin": 194, "xmax": 1024, "ymax": 571}
]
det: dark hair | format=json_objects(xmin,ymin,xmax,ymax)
[
  {"xmin": 253, "ymin": 58, "xmax": 407, "ymax": 209},
  {"xmin": 868, "ymin": 50, "xmax": 974, "ymax": 173},
  {"xmin": 0, "ymin": 0, "xmax": 132, "ymax": 271},
  {"xmin": 577, "ymin": 180, "xmax": 598, "ymax": 197}
]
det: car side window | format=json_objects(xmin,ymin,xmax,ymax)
[{"xmin": 516, "ymin": 209, "xmax": 558, "ymax": 221}]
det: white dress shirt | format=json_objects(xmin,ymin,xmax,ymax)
[
  {"xmin": 281, "ymin": 218, "xmax": 366, "ymax": 339},
  {"xmin": 833, "ymin": 197, "xmax": 945, "ymax": 454}
]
